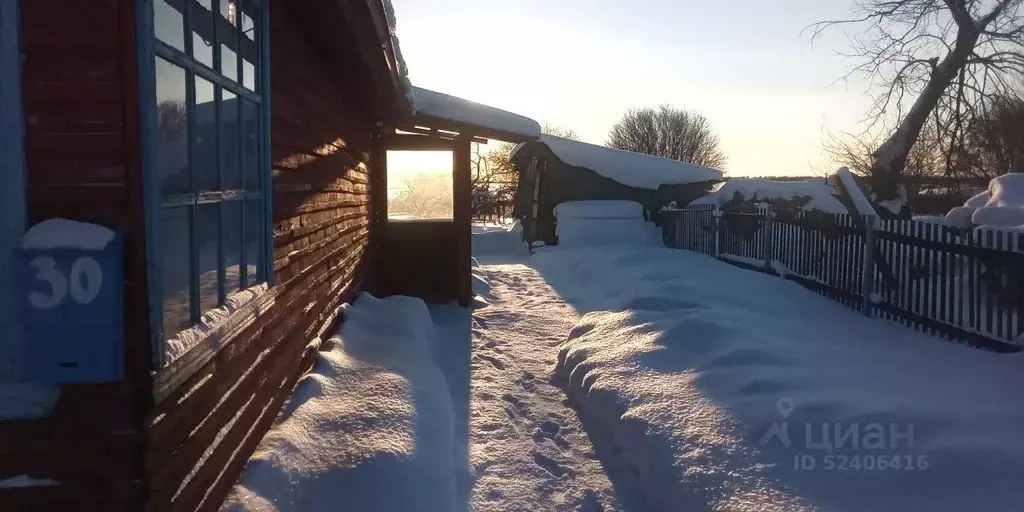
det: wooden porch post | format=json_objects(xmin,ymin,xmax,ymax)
[{"xmin": 454, "ymin": 136, "xmax": 472, "ymax": 307}]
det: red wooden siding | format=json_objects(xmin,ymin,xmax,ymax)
[
  {"xmin": 0, "ymin": 1, "xmax": 150, "ymax": 510},
  {"xmin": 142, "ymin": 4, "xmax": 377, "ymax": 511}
]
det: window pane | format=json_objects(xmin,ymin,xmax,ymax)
[
  {"xmin": 242, "ymin": 10, "xmax": 255, "ymax": 41},
  {"xmin": 386, "ymin": 151, "xmax": 455, "ymax": 220},
  {"xmin": 194, "ymin": 77, "xmax": 218, "ymax": 191},
  {"xmin": 221, "ymin": 45, "xmax": 238, "ymax": 82},
  {"xmin": 242, "ymin": 100, "xmax": 259, "ymax": 190},
  {"xmin": 155, "ymin": 57, "xmax": 189, "ymax": 195},
  {"xmin": 240, "ymin": 6, "xmax": 257, "ymax": 91},
  {"xmin": 245, "ymin": 199, "xmax": 263, "ymax": 284},
  {"xmin": 154, "ymin": 0, "xmax": 185, "ymax": 51},
  {"xmin": 196, "ymin": 203, "xmax": 220, "ymax": 314},
  {"xmin": 192, "ymin": 0, "xmax": 214, "ymax": 67},
  {"xmin": 221, "ymin": 90, "xmax": 241, "ymax": 189},
  {"xmin": 161, "ymin": 207, "xmax": 192, "ymax": 337},
  {"xmin": 219, "ymin": 0, "xmax": 238, "ymax": 81},
  {"xmin": 223, "ymin": 201, "xmax": 242, "ymax": 296},
  {"xmin": 242, "ymin": 60, "xmax": 256, "ymax": 92}
]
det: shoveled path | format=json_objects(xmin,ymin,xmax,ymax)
[{"xmin": 432, "ymin": 260, "xmax": 626, "ymax": 511}]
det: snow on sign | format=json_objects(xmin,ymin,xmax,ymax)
[{"xmin": 16, "ymin": 219, "xmax": 123, "ymax": 383}]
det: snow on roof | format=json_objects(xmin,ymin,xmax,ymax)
[
  {"xmin": 517, "ymin": 135, "xmax": 723, "ymax": 190},
  {"xmin": 689, "ymin": 177, "xmax": 847, "ymax": 213},
  {"xmin": 410, "ymin": 87, "xmax": 541, "ymax": 140}
]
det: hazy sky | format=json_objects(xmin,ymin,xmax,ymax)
[{"xmin": 391, "ymin": 0, "xmax": 877, "ymax": 177}]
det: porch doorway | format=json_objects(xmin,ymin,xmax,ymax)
[{"xmin": 372, "ymin": 133, "xmax": 473, "ymax": 305}]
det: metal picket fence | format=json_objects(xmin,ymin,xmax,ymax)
[{"xmin": 661, "ymin": 205, "xmax": 1024, "ymax": 352}]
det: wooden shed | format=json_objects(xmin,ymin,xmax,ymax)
[
  {"xmin": 511, "ymin": 135, "xmax": 723, "ymax": 245},
  {"xmin": 0, "ymin": 0, "xmax": 537, "ymax": 510}
]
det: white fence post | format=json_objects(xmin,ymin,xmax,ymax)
[
  {"xmin": 861, "ymin": 216, "xmax": 876, "ymax": 317},
  {"xmin": 712, "ymin": 207, "xmax": 721, "ymax": 258},
  {"xmin": 763, "ymin": 209, "xmax": 775, "ymax": 273}
]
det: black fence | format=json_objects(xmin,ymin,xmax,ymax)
[{"xmin": 662, "ymin": 204, "xmax": 1024, "ymax": 352}]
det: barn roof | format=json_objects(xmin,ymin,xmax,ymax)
[{"xmin": 512, "ymin": 135, "xmax": 723, "ymax": 190}]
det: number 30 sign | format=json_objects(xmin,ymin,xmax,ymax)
[
  {"xmin": 28, "ymin": 256, "xmax": 104, "ymax": 310},
  {"xmin": 17, "ymin": 221, "xmax": 124, "ymax": 383}
]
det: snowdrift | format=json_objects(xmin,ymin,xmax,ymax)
[
  {"xmin": 553, "ymin": 200, "xmax": 660, "ymax": 248},
  {"xmin": 944, "ymin": 173, "xmax": 1024, "ymax": 230},
  {"xmin": 223, "ymin": 293, "xmax": 457, "ymax": 512},
  {"xmin": 535, "ymin": 246, "xmax": 1024, "ymax": 512}
]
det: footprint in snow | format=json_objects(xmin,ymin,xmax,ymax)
[
  {"xmin": 532, "ymin": 450, "xmax": 572, "ymax": 478},
  {"xmin": 475, "ymin": 353, "xmax": 506, "ymax": 370},
  {"xmin": 502, "ymin": 394, "xmax": 528, "ymax": 420},
  {"xmin": 517, "ymin": 372, "xmax": 536, "ymax": 392}
]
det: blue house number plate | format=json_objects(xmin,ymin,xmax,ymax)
[{"xmin": 17, "ymin": 226, "xmax": 124, "ymax": 384}]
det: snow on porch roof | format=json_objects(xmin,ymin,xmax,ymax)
[
  {"xmin": 410, "ymin": 87, "xmax": 541, "ymax": 142},
  {"xmin": 513, "ymin": 134, "xmax": 723, "ymax": 190}
]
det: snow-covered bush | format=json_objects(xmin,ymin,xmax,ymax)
[{"xmin": 943, "ymin": 173, "xmax": 1024, "ymax": 230}]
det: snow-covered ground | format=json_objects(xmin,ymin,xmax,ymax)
[
  {"xmin": 432, "ymin": 257, "xmax": 624, "ymax": 511},
  {"xmin": 223, "ymin": 212, "xmax": 1024, "ymax": 511},
  {"xmin": 533, "ymin": 245, "xmax": 1024, "ymax": 512}
]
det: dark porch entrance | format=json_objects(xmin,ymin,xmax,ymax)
[{"xmin": 370, "ymin": 89, "xmax": 540, "ymax": 306}]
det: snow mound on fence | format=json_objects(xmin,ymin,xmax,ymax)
[
  {"xmin": 690, "ymin": 178, "xmax": 847, "ymax": 213},
  {"xmin": 536, "ymin": 246, "xmax": 1024, "ymax": 512},
  {"xmin": 945, "ymin": 173, "xmax": 1024, "ymax": 229},
  {"xmin": 553, "ymin": 200, "xmax": 659, "ymax": 248},
  {"xmin": 223, "ymin": 293, "xmax": 456, "ymax": 512}
]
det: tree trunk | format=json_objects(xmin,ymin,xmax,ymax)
[{"xmin": 870, "ymin": 27, "xmax": 981, "ymax": 218}]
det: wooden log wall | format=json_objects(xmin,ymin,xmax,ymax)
[
  {"xmin": 0, "ymin": 1, "xmax": 150, "ymax": 510},
  {"xmin": 143, "ymin": 4, "xmax": 375, "ymax": 511}
]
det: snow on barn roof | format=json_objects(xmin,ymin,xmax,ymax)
[
  {"xmin": 410, "ymin": 87, "xmax": 541, "ymax": 141},
  {"xmin": 513, "ymin": 135, "xmax": 723, "ymax": 190}
]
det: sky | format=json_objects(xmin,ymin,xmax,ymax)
[{"xmin": 390, "ymin": 0, "xmax": 878, "ymax": 177}]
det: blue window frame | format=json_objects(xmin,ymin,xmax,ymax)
[{"xmin": 140, "ymin": 0, "xmax": 272, "ymax": 368}]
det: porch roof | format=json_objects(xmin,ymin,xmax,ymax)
[{"xmin": 408, "ymin": 87, "xmax": 541, "ymax": 143}]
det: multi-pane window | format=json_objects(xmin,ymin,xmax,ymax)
[{"xmin": 152, "ymin": 0, "xmax": 267, "ymax": 360}]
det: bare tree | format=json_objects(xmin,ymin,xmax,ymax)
[
  {"xmin": 824, "ymin": 125, "xmax": 945, "ymax": 180},
  {"xmin": 967, "ymin": 93, "xmax": 1024, "ymax": 175},
  {"xmin": 157, "ymin": 100, "xmax": 187, "ymax": 142},
  {"xmin": 541, "ymin": 123, "xmax": 580, "ymax": 141},
  {"xmin": 606, "ymin": 105, "xmax": 726, "ymax": 169},
  {"xmin": 812, "ymin": 0, "xmax": 1024, "ymax": 216},
  {"xmin": 469, "ymin": 123, "xmax": 583, "ymax": 221}
]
